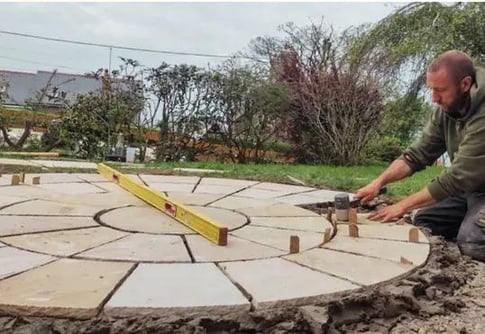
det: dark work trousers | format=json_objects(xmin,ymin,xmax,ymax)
[{"xmin": 413, "ymin": 192, "xmax": 485, "ymax": 261}]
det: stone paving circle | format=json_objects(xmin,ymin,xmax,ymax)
[{"xmin": 0, "ymin": 170, "xmax": 430, "ymax": 319}]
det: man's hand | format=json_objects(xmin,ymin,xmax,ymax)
[
  {"xmin": 367, "ymin": 202, "xmax": 407, "ymax": 223},
  {"xmin": 354, "ymin": 181, "xmax": 383, "ymax": 205}
]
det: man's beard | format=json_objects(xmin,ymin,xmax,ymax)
[{"xmin": 446, "ymin": 91, "xmax": 470, "ymax": 118}]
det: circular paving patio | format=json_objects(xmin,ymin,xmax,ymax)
[{"xmin": 0, "ymin": 172, "xmax": 430, "ymax": 319}]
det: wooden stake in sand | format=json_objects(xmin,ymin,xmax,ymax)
[
  {"xmin": 19, "ymin": 172, "xmax": 25, "ymax": 183},
  {"xmin": 408, "ymin": 227, "xmax": 419, "ymax": 243},
  {"xmin": 349, "ymin": 208, "xmax": 358, "ymax": 225},
  {"xmin": 11, "ymin": 174, "xmax": 20, "ymax": 185},
  {"xmin": 32, "ymin": 176, "xmax": 41, "ymax": 185},
  {"xmin": 400, "ymin": 256, "xmax": 413, "ymax": 265},
  {"xmin": 323, "ymin": 228, "xmax": 331, "ymax": 244},
  {"xmin": 290, "ymin": 235, "xmax": 300, "ymax": 254},
  {"xmin": 349, "ymin": 224, "xmax": 359, "ymax": 238}
]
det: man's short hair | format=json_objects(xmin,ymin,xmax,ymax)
[{"xmin": 428, "ymin": 50, "xmax": 476, "ymax": 85}]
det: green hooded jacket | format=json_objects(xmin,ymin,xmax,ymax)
[{"xmin": 401, "ymin": 67, "xmax": 485, "ymax": 201}]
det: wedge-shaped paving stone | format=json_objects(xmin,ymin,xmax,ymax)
[
  {"xmin": 278, "ymin": 189, "xmax": 353, "ymax": 204},
  {"xmin": 209, "ymin": 196, "xmax": 280, "ymax": 210},
  {"xmin": 198, "ymin": 178, "xmax": 258, "ymax": 187},
  {"xmin": 356, "ymin": 223, "xmax": 429, "ymax": 243},
  {"xmin": 36, "ymin": 182, "xmax": 106, "ymax": 195},
  {"xmin": 0, "ymin": 195, "xmax": 27, "ymax": 208},
  {"xmin": 167, "ymin": 192, "xmax": 223, "ymax": 206},
  {"xmin": 1, "ymin": 227, "xmax": 128, "ymax": 256},
  {"xmin": 44, "ymin": 193, "xmax": 145, "ymax": 208},
  {"xmin": 0, "ymin": 158, "xmax": 40, "ymax": 166},
  {"xmin": 323, "ymin": 236, "xmax": 430, "ymax": 266},
  {"xmin": 238, "ymin": 204, "xmax": 320, "ymax": 217},
  {"xmin": 186, "ymin": 234, "xmax": 284, "ymax": 262},
  {"xmin": 0, "ymin": 185, "xmax": 50, "ymax": 199},
  {"xmin": 251, "ymin": 216, "xmax": 333, "ymax": 233},
  {"xmin": 24, "ymin": 173, "xmax": 86, "ymax": 184},
  {"xmin": 0, "ymin": 216, "xmax": 97, "ymax": 237},
  {"xmin": 105, "ymin": 263, "xmax": 250, "ymax": 317},
  {"xmin": 0, "ymin": 247, "xmax": 55, "ymax": 279},
  {"xmin": 187, "ymin": 206, "xmax": 247, "ymax": 230},
  {"xmin": 284, "ymin": 248, "xmax": 411, "ymax": 286},
  {"xmin": 139, "ymin": 174, "xmax": 200, "ymax": 184},
  {"xmin": 78, "ymin": 234, "xmax": 191, "ymax": 262},
  {"xmin": 0, "ymin": 258, "xmax": 132, "ymax": 319},
  {"xmin": 100, "ymin": 206, "xmax": 193, "ymax": 234},
  {"xmin": 220, "ymin": 258, "xmax": 358, "ymax": 308},
  {"xmin": 252, "ymin": 182, "xmax": 314, "ymax": 193},
  {"xmin": 231, "ymin": 226, "xmax": 323, "ymax": 252},
  {"xmin": 0, "ymin": 199, "xmax": 100, "ymax": 216},
  {"xmin": 32, "ymin": 160, "xmax": 97, "ymax": 169},
  {"xmin": 194, "ymin": 184, "xmax": 247, "ymax": 195},
  {"xmin": 236, "ymin": 188, "xmax": 303, "ymax": 200},
  {"xmin": 75, "ymin": 173, "xmax": 111, "ymax": 182},
  {"xmin": 148, "ymin": 182, "xmax": 196, "ymax": 193}
]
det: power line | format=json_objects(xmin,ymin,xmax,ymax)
[
  {"xmin": 0, "ymin": 54, "xmax": 91, "ymax": 73},
  {"xmin": 0, "ymin": 29, "xmax": 265, "ymax": 62}
]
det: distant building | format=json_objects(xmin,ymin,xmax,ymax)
[{"xmin": 0, "ymin": 69, "xmax": 102, "ymax": 108}]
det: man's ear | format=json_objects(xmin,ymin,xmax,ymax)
[{"xmin": 461, "ymin": 75, "xmax": 473, "ymax": 92}]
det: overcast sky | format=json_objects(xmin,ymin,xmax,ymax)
[{"xmin": 0, "ymin": 2, "xmax": 401, "ymax": 75}]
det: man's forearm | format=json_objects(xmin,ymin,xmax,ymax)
[{"xmin": 373, "ymin": 159, "xmax": 413, "ymax": 187}]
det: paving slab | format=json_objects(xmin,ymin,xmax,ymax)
[
  {"xmin": 0, "ymin": 247, "xmax": 55, "ymax": 279},
  {"xmin": 0, "ymin": 227, "xmax": 128, "ymax": 256},
  {"xmin": 0, "ymin": 185, "xmax": 51, "ymax": 199},
  {"xmin": 187, "ymin": 206, "xmax": 247, "ymax": 230},
  {"xmin": 252, "ymin": 182, "xmax": 314, "ymax": 193},
  {"xmin": 198, "ymin": 178, "xmax": 258, "ymax": 187},
  {"xmin": 138, "ymin": 174, "xmax": 200, "ymax": 184},
  {"xmin": 75, "ymin": 173, "xmax": 110, "ymax": 183},
  {"xmin": 231, "ymin": 226, "xmax": 323, "ymax": 252},
  {"xmin": 24, "ymin": 173, "xmax": 85, "ymax": 184},
  {"xmin": 284, "ymin": 248, "xmax": 411, "ymax": 286},
  {"xmin": 0, "ymin": 158, "xmax": 41, "ymax": 166},
  {"xmin": 209, "ymin": 196, "xmax": 280, "ymax": 210},
  {"xmin": 351, "ymin": 223, "xmax": 429, "ymax": 243},
  {"xmin": 36, "ymin": 182, "xmax": 106, "ymax": 195},
  {"xmin": 100, "ymin": 206, "xmax": 193, "ymax": 234},
  {"xmin": 236, "ymin": 188, "xmax": 304, "ymax": 200},
  {"xmin": 105, "ymin": 263, "xmax": 250, "ymax": 317},
  {"xmin": 0, "ymin": 199, "xmax": 101, "ymax": 216},
  {"xmin": 147, "ymin": 182, "xmax": 196, "ymax": 193},
  {"xmin": 194, "ymin": 184, "xmax": 248, "ymax": 195},
  {"xmin": 278, "ymin": 189, "xmax": 354, "ymax": 204},
  {"xmin": 43, "ymin": 193, "xmax": 145, "ymax": 208},
  {"xmin": 186, "ymin": 235, "xmax": 284, "ymax": 262},
  {"xmin": 250, "ymin": 216, "xmax": 333, "ymax": 233},
  {"xmin": 0, "ymin": 195, "xmax": 28, "ymax": 208},
  {"xmin": 0, "ymin": 175, "xmax": 15, "ymax": 186},
  {"xmin": 0, "ymin": 258, "xmax": 133, "ymax": 319},
  {"xmin": 31, "ymin": 160, "xmax": 97, "ymax": 169},
  {"xmin": 275, "ymin": 194, "xmax": 331, "ymax": 205},
  {"xmin": 166, "ymin": 192, "xmax": 223, "ymax": 206},
  {"xmin": 0, "ymin": 216, "xmax": 97, "ymax": 237},
  {"xmin": 220, "ymin": 258, "xmax": 358, "ymax": 308},
  {"xmin": 78, "ymin": 234, "xmax": 191, "ymax": 262},
  {"xmin": 237, "ymin": 204, "xmax": 320, "ymax": 217},
  {"xmin": 322, "ymin": 236, "xmax": 430, "ymax": 266}
]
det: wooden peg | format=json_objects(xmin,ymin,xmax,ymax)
[
  {"xmin": 32, "ymin": 176, "xmax": 41, "ymax": 185},
  {"xmin": 11, "ymin": 174, "xmax": 20, "ymax": 185},
  {"xmin": 326, "ymin": 208, "xmax": 332, "ymax": 222},
  {"xmin": 323, "ymin": 228, "xmax": 331, "ymax": 244},
  {"xmin": 290, "ymin": 235, "xmax": 300, "ymax": 254},
  {"xmin": 349, "ymin": 223, "xmax": 359, "ymax": 237},
  {"xmin": 400, "ymin": 256, "xmax": 413, "ymax": 265},
  {"xmin": 349, "ymin": 208, "xmax": 358, "ymax": 225},
  {"xmin": 19, "ymin": 172, "xmax": 25, "ymax": 183},
  {"xmin": 409, "ymin": 227, "xmax": 419, "ymax": 243}
]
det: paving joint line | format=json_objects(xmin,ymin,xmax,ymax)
[
  {"xmin": 0, "ymin": 224, "xmax": 100, "ymax": 238},
  {"xmin": 202, "ymin": 181, "xmax": 264, "ymax": 207},
  {"xmin": 181, "ymin": 235, "xmax": 195, "ymax": 263},
  {"xmin": 215, "ymin": 262, "xmax": 254, "ymax": 307}
]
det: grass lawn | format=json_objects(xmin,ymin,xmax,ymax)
[{"xmin": 0, "ymin": 159, "xmax": 443, "ymax": 199}]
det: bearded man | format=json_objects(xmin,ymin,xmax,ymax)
[{"xmin": 355, "ymin": 50, "xmax": 485, "ymax": 261}]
